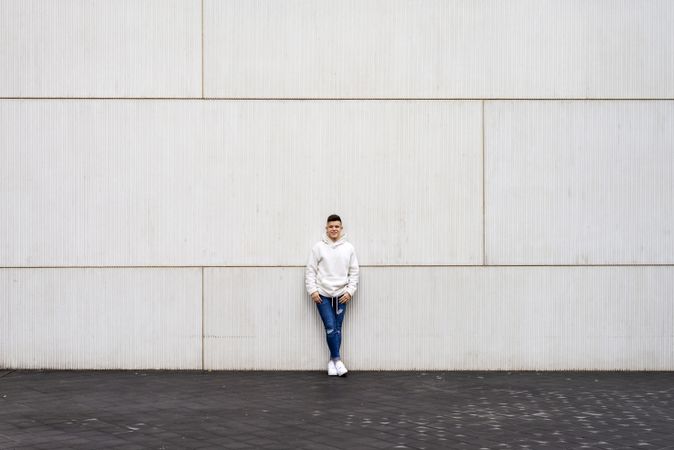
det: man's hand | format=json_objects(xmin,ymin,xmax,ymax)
[
  {"xmin": 339, "ymin": 292, "xmax": 352, "ymax": 304},
  {"xmin": 311, "ymin": 292, "xmax": 321, "ymax": 304}
]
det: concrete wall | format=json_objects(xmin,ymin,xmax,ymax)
[{"xmin": 1, "ymin": 1, "xmax": 672, "ymax": 370}]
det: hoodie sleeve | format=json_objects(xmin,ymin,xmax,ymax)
[
  {"xmin": 305, "ymin": 245, "xmax": 320, "ymax": 295},
  {"xmin": 346, "ymin": 248, "xmax": 360, "ymax": 296}
]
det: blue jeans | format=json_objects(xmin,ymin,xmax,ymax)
[{"xmin": 316, "ymin": 295, "xmax": 347, "ymax": 359}]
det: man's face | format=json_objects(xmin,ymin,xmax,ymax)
[{"xmin": 325, "ymin": 221, "xmax": 343, "ymax": 241}]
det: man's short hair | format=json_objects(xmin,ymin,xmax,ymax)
[{"xmin": 327, "ymin": 214, "xmax": 342, "ymax": 223}]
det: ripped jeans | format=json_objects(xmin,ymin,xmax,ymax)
[{"xmin": 316, "ymin": 295, "xmax": 347, "ymax": 359}]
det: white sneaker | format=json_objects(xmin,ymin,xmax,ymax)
[
  {"xmin": 327, "ymin": 360, "xmax": 338, "ymax": 376},
  {"xmin": 334, "ymin": 360, "xmax": 348, "ymax": 376}
]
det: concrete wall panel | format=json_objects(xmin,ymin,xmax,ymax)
[
  {"xmin": 0, "ymin": 0, "xmax": 201, "ymax": 98},
  {"xmin": 204, "ymin": 266, "xmax": 674, "ymax": 370},
  {"xmin": 203, "ymin": 267, "xmax": 321, "ymax": 370},
  {"xmin": 485, "ymin": 101, "xmax": 674, "ymax": 265},
  {"xmin": 0, "ymin": 268, "xmax": 202, "ymax": 369},
  {"xmin": 0, "ymin": 100, "xmax": 482, "ymax": 266},
  {"xmin": 204, "ymin": 0, "xmax": 674, "ymax": 99}
]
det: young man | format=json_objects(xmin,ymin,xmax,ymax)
[{"xmin": 305, "ymin": 214, "xmax": 359, "ymax": 376}]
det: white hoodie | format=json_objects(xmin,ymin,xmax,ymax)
[{"xmin": 305, "ymin": 234, "xmax": 359, "ymax": 298}]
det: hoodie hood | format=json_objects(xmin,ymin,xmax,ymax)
[{"xmin": 322, "ymin": 233, "xmax": 348, "ymax": 248}]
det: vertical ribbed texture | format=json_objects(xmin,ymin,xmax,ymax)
[
  {"xmin": 0, "ymin": 100, "xmax": 482, "ymax": 266},
  {"xmin": 1, "ymin": 2, "xmax": 672, "ymax": 370},
  {"xmin": 485, "ymin": 101, "xmax": 674, "ymax": 265},
  {"xmin": 0, "ymin": 268, "xmax": 202, "ymax": 369},
  {"xmin": 202, "ymin": 267, "xmax": 674, "ymax": 370},
  {"xmin": 203, "ymin": 268, "xmax": 322, "ymax": 370},
  {"xmin": 0, "ymin": 0, "xmax": 201, "ymax": 97},
  {"xmin": 204, "ymin": 0, "xmax": 674, "ymax": 98}
]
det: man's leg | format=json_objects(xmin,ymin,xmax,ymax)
[
  {"xmin": 316, "ymin": 295, "xmax": 340, "ymax": 359},
  {"xmin": 333, "ymin": 300, "xmax": 347, "ymax": 356}
]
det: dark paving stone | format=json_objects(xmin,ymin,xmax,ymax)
[{"xmin": 1, "ymin": 371, "xmax": 673, "ymax": 449}]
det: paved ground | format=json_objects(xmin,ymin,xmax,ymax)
[{"xmin": 0, "ymin": 370, "xmax": 673, "ymax": 449}]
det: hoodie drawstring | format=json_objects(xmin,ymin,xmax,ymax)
[{"xmin": 331, "ymin": 296, "xmax": 343, "ymax": 316}]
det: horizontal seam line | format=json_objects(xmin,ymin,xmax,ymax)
[
  {"xmin": 1, "ymin": 97, "xmax": 674, "ymax": 101},
  {"xmin": 2, "ymin": 265, "xmax": 674, "ymax": 268}
]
